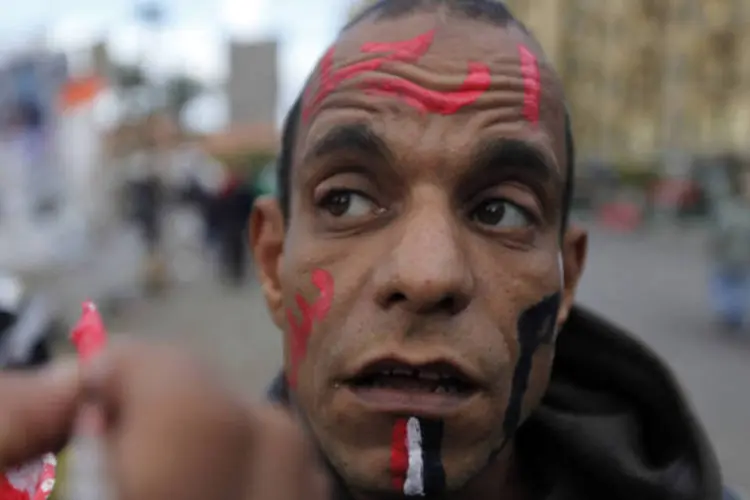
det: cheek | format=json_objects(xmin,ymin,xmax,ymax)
[{"xmin": 283, "ymin": 268, "xmax": 335, "ymax": 389}]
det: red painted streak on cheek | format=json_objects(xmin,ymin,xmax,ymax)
[
  {"xmin": 286, "ymin": 269, "xmax": 335, "ymax": 388},
  {"xmin": 301, "ymin": 30, "xmax": 436, "ymax": 121},
  {"xmin": 517, "ymin": 44, "xmax": 540, "ymax": 124}
]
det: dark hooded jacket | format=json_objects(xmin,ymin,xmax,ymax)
[{"xmin": 267, "ymin": 305, "xmax": 725, "ymax": 500}]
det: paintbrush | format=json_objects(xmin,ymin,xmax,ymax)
[{"xmin": 65, "ymin": 301, "xmax": 112, "ymax": 500}]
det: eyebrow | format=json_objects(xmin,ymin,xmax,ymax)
[
  {"xmin": 302, "ymin": 123, "xmax": 391, "ymax": 166},
  {"xmin": 470, "ymin": 138, "xmax": 564, "ymax": 193}
]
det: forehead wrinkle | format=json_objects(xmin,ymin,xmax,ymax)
[{"xmin": 298, "ymin": 12, "xmax": 568, "ymax": 164}]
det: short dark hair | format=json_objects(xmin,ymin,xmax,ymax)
[
  {"xmin": 277, "ymin": 0, "xmax": 575, "ymax": 233},
  {"xmin": 344, "ymin": 0, "xmax": 522, "ymax": 31}
]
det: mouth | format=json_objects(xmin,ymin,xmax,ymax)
[{"xmin": 342, "ymin": 358, "xmax": 481, "ymax": 412}]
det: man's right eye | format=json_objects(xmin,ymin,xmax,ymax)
[{"xmin": 318, "ymin": 189, "xmax": 378, "ymax": 218}]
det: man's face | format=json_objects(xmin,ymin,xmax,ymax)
[{"xmin": 253, "ymin": 11, "xmax": 587, "ymax": 496}]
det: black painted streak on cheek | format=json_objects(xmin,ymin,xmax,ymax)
[{"xmin": 502, "ymin": 292, "xmax": 562, "ymax": 440}]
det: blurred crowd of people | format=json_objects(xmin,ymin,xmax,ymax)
[
  {"xmin": 120, "ymin": 136, "xmax": 260, "ymax": 293},
  {"xmin": 707, "ymin": 167, "xmax": 750, "ymax": 333}
]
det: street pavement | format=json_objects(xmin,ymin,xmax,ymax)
[{"xmin": 99, "ymin": 223, "xmax": 748, "ymax": 493}]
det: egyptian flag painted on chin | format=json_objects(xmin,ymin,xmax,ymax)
[{"xmin": 391, "ymin": 417, "xmax": 445, "ymax": 496}]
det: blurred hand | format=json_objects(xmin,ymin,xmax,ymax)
[
  {"xmin": 0, "ymin": 341, "xmax": 329, "ymax": 500},
  {"xmin": 0, "ymin": 361, "xmax": 81, "ymax": 469}
]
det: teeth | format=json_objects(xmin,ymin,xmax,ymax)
[
  {"xmin": 391, "ymin": 367, "xmax": 413, "ymax": 377},
  {"xmin": 432, "ymin": 384, "xmax": 458, "ymax": 394},
  {"xmin": 416, "ymin": 371, "xmax": 440, "ymax": 381}
]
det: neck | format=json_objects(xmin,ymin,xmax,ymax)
[{"xmin": 351, "ymin": 443, "xmax": 527, "ymax": 500}]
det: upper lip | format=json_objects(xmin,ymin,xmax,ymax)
[{"xmin": 343, "ymin": 353, "xmax": 483, "ymax": 389}]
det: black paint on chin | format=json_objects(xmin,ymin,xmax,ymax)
[{"xmin": 502, "ymin": 292, "xmax": 562, "ymax": 441}]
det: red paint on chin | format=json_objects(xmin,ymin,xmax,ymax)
[
  {"xmin": 286, "ymin": 269, "xmax": 334, "ymax": 388},
  {"xmin": 302, "ymin": 29, "xmax": 490, "ymax": 120},
  {"xmin": 517, "ymin": 44, "xmax": 540, "ymax": 124},
  {"xmin": 390, "ymin": 418, "xmax": 408, "ymax": 491}
]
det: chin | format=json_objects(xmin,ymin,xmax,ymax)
[
  {"xmin": 323, "ymin": 440, "xmax": 494, "ymax": 498},
  {"xmin": 306, "ymin": 389, "xmax": 503, "ymax": 498}
]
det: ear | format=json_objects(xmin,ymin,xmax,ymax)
[
  {"xmin": 556, "ymin": 225, "xmax": 587, "ymax": 328},
  {"xmin": 250, "ymin": 196, "xmax": 286, "ymax": 330}
]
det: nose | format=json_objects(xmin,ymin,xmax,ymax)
[{"xmin": 374, "ymin": 202, "xmax": 474, "ymax": 316}]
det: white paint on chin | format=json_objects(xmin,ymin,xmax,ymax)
[{"xmin": 404, "ymin": 416, "xmax": 425, "ymax": 496}]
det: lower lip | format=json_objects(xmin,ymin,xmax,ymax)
[{"xmin": 342, "ymin": 385, "xmax": 478, "ymax": 417}]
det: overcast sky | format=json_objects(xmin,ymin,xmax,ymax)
[{"xmin": 0, "ymin": 0, "xmax": 352, "ymax": 129}]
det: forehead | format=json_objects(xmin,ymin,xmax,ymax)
[{"xmin": 297, "ymin": 10, "xmax": 567, "ymax": 172}]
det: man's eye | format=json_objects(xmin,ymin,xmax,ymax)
[
  {"xmin": 471, "ymin": 199, "xmax": 531, "ymax": 228},
  {"xmin": 319, "ymin": 190, "xmax": 377, "ymax": 218}
]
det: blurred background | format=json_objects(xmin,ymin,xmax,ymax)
[{"xmin": 0, "ymin": 0, "xmax": 748, "ymax": 494}]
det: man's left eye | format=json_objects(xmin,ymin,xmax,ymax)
[{"xmin": 470, "ymin": 199, "xmax": 531, "ymax": 228}]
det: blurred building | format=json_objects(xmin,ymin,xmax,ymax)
[
  {"xmin": 0, "ymin": 47, "xmax": 68, "ymax": 221},
  {"xmin": 505, "ymin": 0, "xmax": 750, "ymax": 165},
  {"xmin": 227, "ymin": 40, "xmax": 278, "ymax": 128},
  {"xmin": 215, "ymin": 40, "xmax": 279, "ymax": 156}
]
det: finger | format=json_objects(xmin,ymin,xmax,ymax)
[
  {"xmin": 0, "ymin": 360, "xmax": 81, "ymax": 468},
  {"xmin": 81, "ymin": 339, "xmax": 224, "ymax": 423},
  {"xmin": 81, "ymin": 341, "xmax": 251, "ymax": 500}
]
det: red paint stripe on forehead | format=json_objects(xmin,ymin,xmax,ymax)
[
  {"xmin": 302, "ymin": 47, "xmax": 335, "ymax": 122},
  {"xmin": 517, "ymin": 44, "xmax": 540, "ymax": 124},
  {"xmin": 302, "ymin": 28, "xmax": 494, "ymax": 120},
  {"xmin": 360, "ymin": 30, "xmax": 434, "ymax": 57},
  {"xmin": 391, "ymin": 418, "xmax": 408, "ymax": 491},
  {"xmin": 363, "ymin": 60, "xmax": 490, "ymax": 115},
  {"xmin": 301, "ymin": 30, "xmax": 435, "ymax": 122}
]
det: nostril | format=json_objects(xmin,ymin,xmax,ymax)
[
  {"xmin": 386, "ymin": 292, "xmax": 408, "ymax": 307},
  {"xmin": 436, "ymin": 296, "xmax": 456, "ymax": 313}
]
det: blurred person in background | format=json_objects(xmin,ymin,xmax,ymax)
[
  {"xmin": 123, "ymin": 135, "xmax": 168, "ymax": 293},
  {"xmin": 708, "ymin": 162, "xmax": 750, "ymax": 334},
  {"xmin": 0, "ymin": 273, "xmax": 59, "ymax": 369},
  {"xmin": 184, "ymin": 144, "xmax": 227, "ymax": 255},
  {"xmin": 216, "ymin": 170, "xmax": 255, "ymax": 286},
  {"xmin": 163, "ymin": 138, "xmax": 224, "ymax": 283}
]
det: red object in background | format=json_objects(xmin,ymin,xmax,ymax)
[
  {"xmin": 0, "ymin": 437, "xmax": 57, "ymax": 500},
  {"xmin": 652, "ymin": 178, "xmax": 701, "ymax": 210},
  {"xmin": 598, "ymin": 202, "xmax": 643, "ymax": 232},
  {"xmin": 70, "ymin": 301, "xmax": 107, "ymax": 363},
  {"xmin": 219, "ymin": 174, "xmax": 242, "ymax": 198}
]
